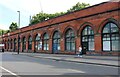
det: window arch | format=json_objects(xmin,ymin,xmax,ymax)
[
  {"xmin": 65, "ymin": 28, "xmax": 75, "ymax": 51},
  {"xmin": 52, "ymin": 31, "xmax": 60, "ymax": 52},
  {"xmin": 22, "ymin": 37, "xmax": 26, "ymax": 50},
  {"xmin": 82, "ymin": 26, "xmax": 94, "ymax": 51},
  {"xmin": 43, "ymin": 33, "xmax": 49, "ymax": 50},
  {"xmin": 28, "ymin": 36, "xmax": 32, "ymax": 50},
  {"xmin": 35, "ymin": 34, "xmax": 41, "ymax": 51},
  {"xmin": 102, "ymin": 22, "xmax": 120, "ymax": 51}
]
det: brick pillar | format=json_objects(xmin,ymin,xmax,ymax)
[
  {"xmin": 32, "ymin": 40, "xmax": 35, "ymax": 52},
  {"xmin": 20, "ymin": 42, "xmax": 22, "ymax": 52},
  {"xmin": 76, "ymin": 36, "xmax": 81, "ymax": 53},
  {"xmin": 95, "ymin": 34, "xmax": 102, "ymax": 54},
  {"xmin": 49, "ymin": 38, "xmax": 52, "ymax": 53},
  {"xmin": 60, "ymin": 37, "xmax": 65, "ymax": 53},
  {"xmin": 26, "ymin": 40, "xmax": 28, "ymax": 52}
]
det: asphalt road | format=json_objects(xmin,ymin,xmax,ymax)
[{"xmin": 0, "ymin": 52, "xmax": 119, "ymax": 76}]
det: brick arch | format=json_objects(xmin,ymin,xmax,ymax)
[
  {"xmin": 50, "ymin": 29, "xmax": 62, "ymax": 39},
  {"xmin": 33, "ymin": 32, "xmax": 39, "ymax": 41},
  {"xmin": 25, "ymin": 33, "xmax": 32, "ymax": 41},
  {"xmin": 41, "ymin": 31, "xmax": 50, "ymax": 39},
  {"xmin": 98, "ymin": 18, "xmax": 120, "ymax": 34},
  {"xmin": 21, "ymin": 35, "xmax": 27, "ymax": 42},
  {"xmin": 78, "ymin": 22, "xmax": 95, "ymax": 36},
  {"xmin": 62, "ymin": 25, "xmax": 77, "ymax": 38}
]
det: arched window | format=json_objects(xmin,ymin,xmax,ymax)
[
  {"xmin": 82, "ymin": 26, "xmax": 94, "ymax": 51},
  {"xmin": 35, "ymin": 34, "xmax": 41, "ymax": 50},
  {"xmin": 102, "ymin": 22, "xmax": 120, "ymax": 51},
  {"xmin": 53, "ymin": 31, "xmax": 60, "ymax": 52},
  {"xmin": 43, "ymin": 33, "xmax": 49, "ymax": 50},
  {"xmin": 28, "ymin": 36, "xmax": 32, "ymax": 50},
  {"xmin": 23, "ymin": 37, "xmax": 26, "ymax": 50},
  {"xmin": 65, "ymin": 28, "xmax": 75, "ymax": 51}
]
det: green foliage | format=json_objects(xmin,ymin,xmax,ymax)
[
  {"xmin": 29, "ymin": 2, "xmax": 90, "ymax": 25},
  {"xmin": 9, "ymin": 22, "xmax": 18, "ymax": 32},
  {"xmin": 67, "ymin": 2, "xmax": 90, "ymax": 13},
  {"xmin": 0, "ymin": 29, "xmax": 9, "ymax": 35},
  {"xmin": 30, "ymin": 12, "xmax": 65, "ymax": 25}
]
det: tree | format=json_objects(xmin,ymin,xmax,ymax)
[
  {"xmin": 29, "ymin": 2, "xmax": 90, "ymax": 25},
  {"xmin": 29, "ymin": 12, "xmax": 65, "ymax": 25},
  {"xmin": 9, "ymin": 22, "xmax": 18, "ymax": 32},
  {"xmin": 0, "ymin": 29, "xmax": 9, "ymax": 35},
  {"xmin": 67, "ymin": 2, "xmax": 90, "ymax": 13}
]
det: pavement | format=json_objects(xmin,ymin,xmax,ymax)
[{"xmin": 6, "ymin": 52, "xmax": 119, "ymax": 67}]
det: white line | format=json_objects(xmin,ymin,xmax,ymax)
[
  {"xmin": 67, "ymin": 69, "xmax": 85, "ymax": 73},
  {"xmin": 0, "ymin": 66, "xmax": 17, "ymax": 76}
]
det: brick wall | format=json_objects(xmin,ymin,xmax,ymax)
[{"xmin": 2, "ymin": 2, "xmax": 120, "ymax": 55}]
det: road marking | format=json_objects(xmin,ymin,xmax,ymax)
[
  {"xmin": 67, "ymin": 69, "xmax": 85, "ymax": 73},
  {"xmin": 0, "ymin": 66, "xmax": 18, "ymax": 76}
]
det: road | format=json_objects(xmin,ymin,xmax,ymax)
[{"xmin": 0, "ymin": 52, "xmax": 119, "ymax": 76}]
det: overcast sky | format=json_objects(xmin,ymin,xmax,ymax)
[{"xmin": 0, "ymin": 0, "xmax": 110, "ymax": 30}]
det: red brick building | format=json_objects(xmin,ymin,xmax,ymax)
[{"xmin": 1, "ymin": 2, "xmax": 120, "ymax": 55}]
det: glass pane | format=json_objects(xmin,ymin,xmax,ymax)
[
  {"xmin": 103, "ymin": 41, "xmax": 110, "ymax": 51},
  {"xmin": 116, "ymin": 34, "xmax": 120, "ymax": 40},
  {"xmin": 43, "ymin": 44, "xmax": 46, "ymax": 50},
  {"xmin": 53, "ymin": 31, "xmax": 60, "ymax": 38},
  {"xmin": 44, "ymin": 33, "xmax": 49, "ymax": 39},
  {"xmin": 111, "ymin": 34, "xmax": 116, "ymax": 40},
  {"xmin": 66, "ymin": 43, "xmax": 70, "ymax": 50},
  {"xmin": 71, "ymin": 43, "xmax": 75, "ymax": 50},
  {"xmin": 36, "ymin": 35, "xmax": 40, "ymax": 41},
  {"xmin": 71, "ymin": 38, "xmax": 75, "ymax": 42},
  {"xmin": 111, "ymin": 23, "xmax": 118, "ymax": 33},
  {"xmin": 82, "ymin": 28, "xmax": 87, "ymax": 35},
  {"xmin": 47, "ymin": 44, "xmax": 49, "ymax": 50},
  {"xmin": 103, "ymin": 23, "xmax": 110, "ymax": 33},
  {"xmin": 66, "ymin": 38, "xmax": 70, "ymax": 42},
  {"xmin": 89, "ymin": 41, "xmax": 94, "ymax": 51},
  {"xmin": 112, "ymin": 40, "xmax": 120, "ymax": 51},
  {"xmin": 58, "ymin": 44, "xmax": 60, "ymax": 50},
  {"xmin": 106, "ymin": 34, "xmax": 110, "ymax": 40},
  {"xmin": 66, "ymin": 29, "xmax": 75, "ymax": 37},
  {"xmin": 53, "ymin": 39, "xmax": 57, "ymax": 43}
]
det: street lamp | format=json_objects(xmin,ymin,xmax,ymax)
[
  {"xmin": 17, "ymin": 11, "xmax": 20, "ymax": 54},
  {"xmin": 17, "ymin": 11, "xmax": 20, "ymax": 28}
]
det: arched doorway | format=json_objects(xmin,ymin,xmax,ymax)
[
  {"xmin": 52, "ymin": 31, "xmax": 60, "ymax": 53},
  {"xmin": 81, "ymin": 26, "xmax": 94, "ymax": 54}
]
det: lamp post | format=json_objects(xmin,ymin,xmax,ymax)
[{"xmin": 17, "ymin": 11, "xmax": 20, "ymax": 54}]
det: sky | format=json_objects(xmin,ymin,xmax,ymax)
[{"xmin": 0, "ymin": 0, "xmax": 110, "ymax": 30}]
